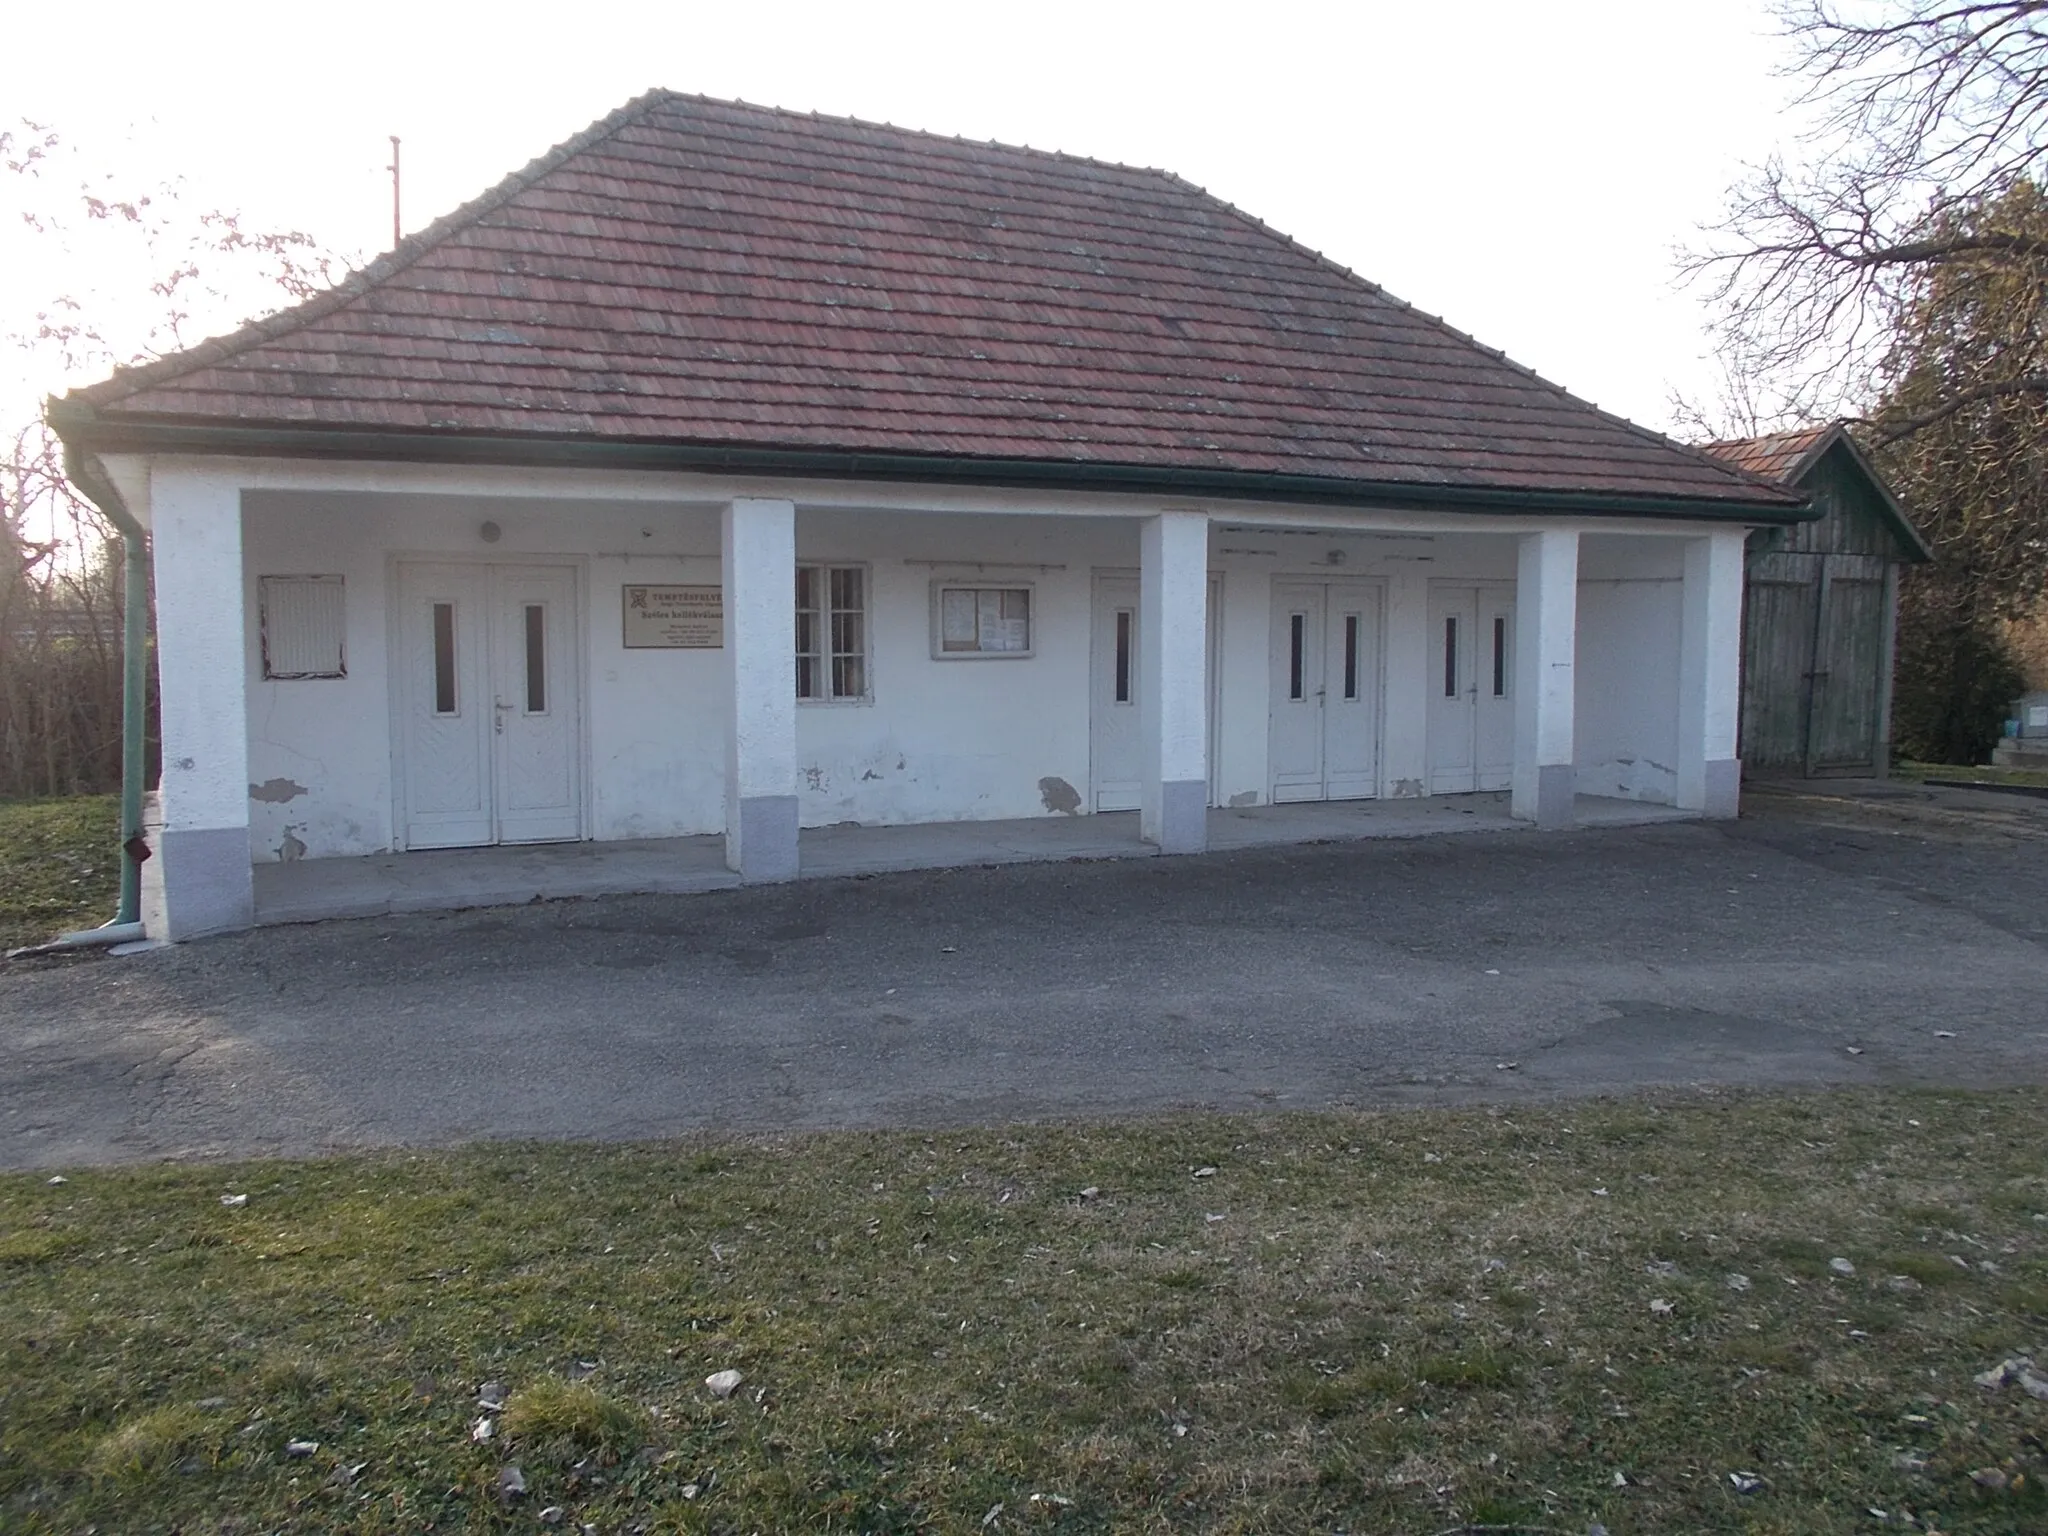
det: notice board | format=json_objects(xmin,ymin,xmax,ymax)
[{"xmin": 622, "ymin": 585, "xmax": 723, "ymax": 648}]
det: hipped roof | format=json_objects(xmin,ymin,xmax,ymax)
[{"xmin": 56, "ymin": 91, "xmax": 1803, "ymax": 520}]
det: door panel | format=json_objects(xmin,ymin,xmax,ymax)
[
  {"xmin": 1809, "ymin": 574, "xmax": 1886, "ymax": 772},
  {"xmin": 1323, "ymin": 593, "xmax": 1380, "ymax": 800},
  {"xmin": 398, "ymin": 562, "xmax": 582, "ymax": 849},
  {"xmin": 1269, "ymin": 584, "xmax": 1327, "ymax": 802},
  {"xmin": 1475, "ymin": 587, "xmax": 1515, "ymax": 791},
  {"xmin": 1427, "ymin": 583, "xmax": 1515, "ymax": 793},
  {"xmin": 1090, "ymin": 577, "xmax": 1142, "ymax": 812},
  {"xmin": 1269, "ymin": 580, "xmax": 1382, "ymax": 802},
  {"xmin": 399, "ymin": 564, "xmax": 493, "ymax": 848},
  {"xmin": 492, "ymin": 566, "xmax": 583, "ymax": 842},
  {"xmin": 1740, "ymin": 576, "xmax": 1818, "ymax": 771},
  {"xmin": 1089, "ymin": 575, "xmax": 1222, "ymax": 813}
]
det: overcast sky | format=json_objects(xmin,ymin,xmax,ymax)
[{"xmin": 6, "ymin": 0, "xmax": 1799, "ymax": 437}]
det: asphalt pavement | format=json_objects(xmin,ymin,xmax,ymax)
[{"xmin": 3, "ymin": 784, "xmax": 2045, "ymax": 1169}]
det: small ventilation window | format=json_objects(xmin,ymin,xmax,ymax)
[
  {"xmin": 431, "ymin": 602, "xmax": 457, "ymax": 714},
  {"xmin": 260, "ymin": 575, "xmax": 346, "ymax": 680},
  {"xmin": 524, "ymin": 604, "xmax": 547, "ymax": 714}
]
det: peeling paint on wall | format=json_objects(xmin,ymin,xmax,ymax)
[
  {"xmin": 1038, "ymin": 776, "xmax": 1082, "ymax": 815},
  {"xmin": 1390, "ymin": 778, "xmax": 1425, "ymax": 799},
  {"xmin": 1228, "ymin": 790, "xmax": 1260, "ymax": 808},
  {"xmin": 279, "ymin": 828, "xmax": 307, "ymax": 862},
  {"xmin": 249, "ymin": 777, "xmax": 310, "ymax": 803},
  {"xmin": 803, "ymin": 766, "xmax": 828, "ymax": 791}
]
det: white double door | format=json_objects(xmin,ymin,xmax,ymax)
[
  {"xmin": 1427, "ymin": 582, "xmax": 1516, "ymax": 793},
  {"xmin": 1088, "ymin": 574, "xmax": 1218, "ymax": 812},
  {"xmin": 396, "ymin": 562, "xmax": 583, "ymax": 849},
  {"xmin": 1268, "ymin": 580, "xmax": 1382, "ymax": 802}
]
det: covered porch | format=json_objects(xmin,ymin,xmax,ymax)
[
  {"xmin": 250, "ymin": 793, "xmax": 1697, "ymax": 926},
  {"xmin": 126, "ymin": 460, "xmax": 1752, "ymax": 943}
]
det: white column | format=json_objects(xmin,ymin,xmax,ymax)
[
  {"xmin": 1140, "ymin": 510, "xmax": 1209, "ymax": 852},
  {"xmin": 1677, "ymin": 527, "xmax": 1746, "ymax": 817},
  {"xmin": 1512, "ymin": 527, "xmax": 1579, "ymax": 827},
  {"xmin": 1379, "ymin": 565, "xmax": 1432, "ymax": 797},
  {"xmin": 723, "ymin": 497, "xmax": 799, "ymax": 881},
  {"xmin": 147, "ymin": 467, "xmax": 255, "ymax": 939}
]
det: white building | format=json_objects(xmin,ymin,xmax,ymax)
[{"xmin": 51, "ymin": 93, "xmax": 1805, "ymax": 941}]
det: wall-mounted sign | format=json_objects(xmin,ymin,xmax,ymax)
[{"xmin": 622, "ymin": 584, "xmax": 723, "ymax": 648}]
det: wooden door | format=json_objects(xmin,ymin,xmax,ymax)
[
  {"xmin": 1808, "ymin": 566, "xmax": 1888, "ymax": 773},
  {"xmin": 1739, "ymin": 555, "xmax": 1821, "ymax": 773}
]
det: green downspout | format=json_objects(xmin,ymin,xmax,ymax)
[{"xmin": 62, "ymin": 444, "xmax": 148, "ymax": 930}]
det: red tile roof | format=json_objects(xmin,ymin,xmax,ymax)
[
  {"xmin": 63, "ymin": 92, "xmax": 1799, "ymax": 514},
  {"xmin": 1702, "ymin": 427, "xmax": 1835, "ymax": 484}
]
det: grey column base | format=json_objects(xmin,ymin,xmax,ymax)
[
  {"xmin": 1702, "ymin": 757, "xmax": 1741, "ymax": 819},
  {"xmin": 1514, "ymin": 764, "xmax": 1577, "ymax": 829},
  {"xmin": 1143, "ymin": 779, "xmax": 1209, "ymax": 855},
  {"xmin": 727, "ymin": 794, "xmax": 800, "ymax": 882},
  {"xmin": 153, "ymin": 825, "xmax": 256, "ymax": 941}
]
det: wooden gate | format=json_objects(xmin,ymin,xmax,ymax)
[{"xmin": 1741, "ymin": 550, "xmax": 1892, "ymax": 775}]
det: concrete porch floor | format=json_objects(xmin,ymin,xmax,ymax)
[{"xmin": 250, "ymin": 793, "xmax": 1697, "ymax": 926}]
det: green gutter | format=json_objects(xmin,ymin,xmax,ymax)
[
  {"xmin": 59, "ymin": 444, "xmax": 149, "ymax": 932},
  {"xmin": 47, "ymin": 406, "xmax": 1815, "ymax": 525}
]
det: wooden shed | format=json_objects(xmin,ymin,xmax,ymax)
[{"xmin": 1704, "ymin": 425, "xmax": 1931, "ymax": 776}]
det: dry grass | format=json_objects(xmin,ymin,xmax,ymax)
[
  {"xmin": 0, "ymin": 794, "xmax": 118, "ymax": 951},
  {"xmin": 1897, "ymin": 758, "xmax": 2048, "ymax": 789},
  {"xmin": 501, "ymin": 1377, "xmax": 647, "ymax": 1459},
  {"xmin": 2, "ymin": 1087, "xmax": 2044, "ymax": 1532}
]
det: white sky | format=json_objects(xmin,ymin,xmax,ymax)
[{"xmin": 5, "ymin": 0, "xmax": 1799, "ymax": 438}]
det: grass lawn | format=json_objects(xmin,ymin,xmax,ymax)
[
  {"xmin": 0, "ymin": 795, "xmax": 120, "ymax": 951},
  {"xmin": 3, "ymin": 1090, "xmax": 2045, "ymax": 1533}
]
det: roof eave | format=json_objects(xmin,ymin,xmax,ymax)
[{"xmin": 46, "ymin": 406, "xmax": 1815, "ymax": 525}]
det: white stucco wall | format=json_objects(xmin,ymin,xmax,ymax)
[
  {"xmin": 791, "ymin": 509, "xmax": 1133, "ymax": 825},
  {"xmin": 1574, "ymin": 535, "xmax": 1686, "ymax": 803},
  {"xmin": 1208, "ymin": 527, "xmax": 1517, "ymax": 805},
  {"xmin": 232, "ymin": 481, "xmax": 1726, "ymax": 863},
  {"xmin": 242, "ymin": 491, "xmax": 726, "ymax": 861}
]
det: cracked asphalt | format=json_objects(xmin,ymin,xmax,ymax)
[{"xmin": 3, "ymin": 784, "xmax": 2046, "ymax": 1170}]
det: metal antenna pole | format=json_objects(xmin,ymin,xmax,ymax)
[{"xmin": 389, "ymin": 136, "xmax": 402, "ymax": 248}]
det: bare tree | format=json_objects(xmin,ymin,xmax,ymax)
[
  {"xmin": 1690, "ymin": 1, "xmax": 2048, "ymax": 431},
  {"xmin": 2, "ymin": 122, "xmax": 344, "ymax": 796}
]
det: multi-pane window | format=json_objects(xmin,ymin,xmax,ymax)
[
  {"xmin": 933, "ymin": 583, "xmax": 1033, "ymax": 658},
  {"xmin": 796, "ymin": 564, "xmax": 868, "ymax": 700}
]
